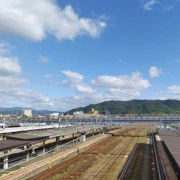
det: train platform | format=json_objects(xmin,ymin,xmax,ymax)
[
  {"xmin": 0, "ymin": 125, "xmax": 55, "ymax": 134},
  {"xmin": 158, "ymin": 129, "xmax": 180, "ymax": 169},
  {"xmin": 0, "ymin": 134, "xmax": 110, "ymax": 180}
]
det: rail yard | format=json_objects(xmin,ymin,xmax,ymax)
[{"xmin": 0, "ymin": 123, "xmax": 180, "ymax": 180}]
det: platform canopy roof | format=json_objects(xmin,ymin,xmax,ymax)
[{"xmin": 0, "ymin": 140, "xmax": 30, "ymax": 151}]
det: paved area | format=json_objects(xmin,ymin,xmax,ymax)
[
  {"xmin": 0, "ymin": 125, "xmax": 54, "ymax": 134},
  {"xmin": 158, "ymin": 129, "xmax": 180, "ymax": 168},
  {"xmin": 141, "ymin": 137, "xmax": 150, "ymax": 180},
  {"xmin": 156, "ymin": 134, "xmax": 178, "ymax": 180}
]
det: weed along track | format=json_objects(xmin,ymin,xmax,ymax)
[
  {"xmin": 118, "ymin": 131, "xmax": 163, "ymax": 180},
  {"xmin": 31, "ymin": 128, "xmax": 150, "ymax": 180}
]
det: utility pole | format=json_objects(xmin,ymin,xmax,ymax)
[
  {"xmin": 58, "ymin": 110, "xmax": 61, "ymax": 133},
  {"xmin": 66, "ymin": 114, "xmax": 68, "ymax": 126},
  {"xmin": 3, "ymin": 118, "xmax": 5, "ymax": 129}
]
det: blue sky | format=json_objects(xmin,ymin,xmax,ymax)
[{"xmin": 0, "ymin": 0, "xmax": 180, "ymax": 111}]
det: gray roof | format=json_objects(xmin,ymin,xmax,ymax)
[
  {"xmin": 3, "ymin": 125, "xmax": 103, "ymax": 141},
  {"xmin": 159, "ymin": 130, "xmax": 180, "ymax": 168},
  {"xmin": 0, "ymin": 140, "xmax": 29, "ymax": 151},
  {"xmin": 4, "ymin": 133, "xmax": 48, "ymax": 140},
  {"xmin": 158, "ymin": 130, "xmax": 180, "ymax": 137}
]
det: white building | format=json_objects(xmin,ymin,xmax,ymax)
[
  {"xmin": 50, "ymin": 112, "xmax": 59, "ymax": 119},
  {"xmin": 22, "ymin": 109, "xmax": 32, "ymax": 117},
  {"xmin": 73, "ymin": 111, "xmax": 84, "ymax": 115}
]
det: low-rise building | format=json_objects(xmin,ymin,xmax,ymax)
[
  {"xmin": 50, "ymin": 112, "xmax": 59, "ymax": 119},
  {"xmin": 22, "ymin": 109, "xmax": 32, "ymax": 117},
  {"xmin": 92, "ymin": 108, "xmax": 99, "ymax": 115}
]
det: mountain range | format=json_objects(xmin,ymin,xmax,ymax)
[
  {"xmin": 66, "ymin": 99, "xmax": 180, "ymax": 115},
  {"xmin": 0, "ymin": 107, "xmax": 57, "ymax": 115},
  {"xmin": 2, "ymin": 99, "xmax": 180, "ymax": 115}
]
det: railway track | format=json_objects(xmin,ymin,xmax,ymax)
[
  {"xmin": 152, "ymin": 133, "xmax": 165, "ymax": 180},
  {"xmin": 149, "ymin": 132, "xmax": 158, "ymax": 180},
  {"xmin": 118, "ymin": 143, "xmax": 139, "ymax": 180},
  {"xmin": 118, "ymin": 130, "xmax": 144, "ymax": 180},
  {"xmin": 32, "ymin": 132, "xmax": 127, "ymax": 180},
  {"xmin": 90, "ymin": 129, "xmax": 144, "ymax": 180},
  {"xmin": 90, "ymin": 137, "xmax": 133, "ymax": 180},
  {"xmin": 118, "ymin": 132, "xmax": 165, "ymax": 180},
  {"xmin": 32, "ymin": 128, "xmax": 145, "ymax": 180},
  {"xmin": 59, "ymin": 136, "xmax": 134, "ymax": 180}
]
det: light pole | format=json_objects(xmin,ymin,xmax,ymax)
[
  {"xmin": 66, "ymin": 114, "xmax": 68, "ymax": 126},
  {"xmin": 58, "ymin": 110, "xmax": 61, "ymax": 133},
  {"xmin": 3, "ymin": 118, "xmax": 5, "ymax": 129}
]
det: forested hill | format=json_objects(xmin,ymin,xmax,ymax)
[{"xmin": 66, "ymin": 100, "xmax": 180, "ymax": 115}]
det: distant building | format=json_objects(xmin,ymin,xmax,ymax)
[
  {"xmin": 45, "ymin": 112, "xmax": 59, "ymax": 120},
  {"xmin": 50, "ymin": 112, "xmax": 59, "ymax": 119},
  {"xmin": 22, "ymin": 109, "xmax": 32, "ymax": 117},
  {"xmin": 73, "ymin": 111, "xmax": 84, "ymax": 115},
  {"xmin": 92, "ymin": 108, "xmax": 99, "ymax": 115}
]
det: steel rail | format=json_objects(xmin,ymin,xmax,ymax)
[
  {"xmin": 118, "ymin": 143, "xmax": 138, "ymax": 180},
  {"xmin": 118, "ymin": 130, "xmax": 145, "ymax": 180},
  {"xmin": 152, "ymin": 133, "xmax": 165, "ymax": 180},
  {"xmin": 90, "ymin": 137, "xmax": 132, "ymax": 180}
]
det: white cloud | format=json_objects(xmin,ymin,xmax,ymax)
[
  {"xmin": 164, "ymin": 5, "xmax": 173, "ymax": 11},
  {"xmin": 0, "ymin": 75, "xmax": 54, "ymax": 109},
  {"xmin": 99, "ymin": 22, "xmax": 106, "ymax": 28},
  {"xmin": 0, "ymin": 76, "xmax": 28, "ymax": 87},
  {"xmin": 149, "ymin": 66, "xmax": 162, "ymax": 78},
  {"xmin": 143, "ymin": 0, "xmax": 157, "ymax": 10},
  {"xmin": 107, "ymin": 89, "xmax": 141, "ymax": 99},
  {"xmin": 142, "ymin": 0, "xmax": 174, "ymax": 11},
  {"xmin": 61, "ymin": 70, "xmax": 95, "ymax": 93},
  {"xmin": 91, "ymin": 72, "xmax": 150, "ymax": 104},
  {"xmin": 44, "ymin": 74, "xmax": 53, "ymax": 78},
  {"xmin": 168, "ymin": 85, "xmax": 180, "ymax": 93},
  {"xmin": 56, "ymin": 88, "xmax": 143, "ymax": 111},
  {"xmin": 62, "ymin": 70, "xmax": 84, "ymax": 86},
  {"xmin": 38, "ymin": 55, "xmax": 50, "ymax": 63},
  {"xmin": 58, "ymin": 71, "xmax": 150, "ymax": 110},
  {"xmin": 157, "ymin": 85, "xmax": 180, "ymax": 100},
  {"xmin": 0, "ymin": 43, "xmax": 25, "ymax": 84},
  {"xmin": 0, "ymin": 56, "xmax": 21, "ymax": 75},
  {"xmin": 0, "ymin": 0, "xmax": 106, "ymax": 41},
  {"xmin": 167, "ymin": 85, "xmax": 180, "ymax": 99},
  {"xmin": 0, "ymin": 42, "xmax": 54, "ymax": 110},
  {"xmin": 0, "ymin": 41, "xmax": 12, "ymax": 55},
  {"xmin": 92, "ymin": 72, "xmax": 150, "ymax": 90},
  {"xmin": 75, "ymin": 84, "xmax": 96, "ymax": 93},
  {"xmin": 0, "ymin": 43, "xmax": 25, "ymax": 85},
  {"xmin": 55, "ymin": 95, "xmax": 101, "ymax": 110},
  {"xmin": 0, "ymin": 88, "xmax": 53, "ymax": 109}
]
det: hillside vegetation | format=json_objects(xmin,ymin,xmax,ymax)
[{"xmin": 66, "ymin": 99, "xmax": 180, "ymax": 115}]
